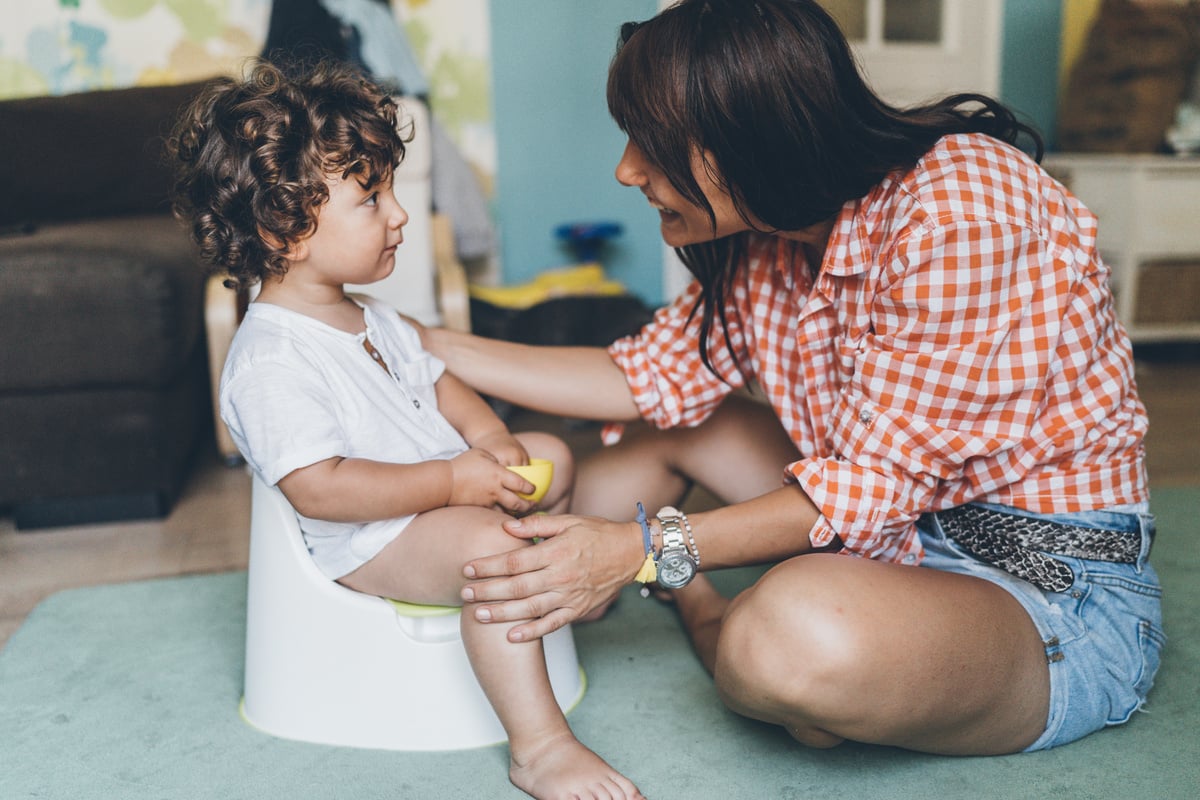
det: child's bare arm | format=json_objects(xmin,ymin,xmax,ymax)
[
  {"xmin": 435, "ymin": 371, "xmax": 530, "ymax": 466},
  {"xmin": 277, "ymin": 451, "xmax": 535, "ymax": 523}
]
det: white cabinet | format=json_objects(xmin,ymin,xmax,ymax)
[{"xmin": 1044, "ymin": 154, "xmax": 1200, "ymax": 342}]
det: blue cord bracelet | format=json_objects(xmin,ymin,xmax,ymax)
[
  {"xmin": 634, "ymin": 502, "xmax": 658, "ymax": 592},
  {"xmin": 636, "ymin": 502, "xmax": 653, "ymax": 555}
]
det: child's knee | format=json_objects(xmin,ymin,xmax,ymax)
[{"xmin": 459, "ymin": 508, "xmax": 531, "ymax": 561}]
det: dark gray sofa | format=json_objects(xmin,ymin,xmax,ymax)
[{"xmin": 0, "ymin": 81, "xmax": 213, "ymax": 529}]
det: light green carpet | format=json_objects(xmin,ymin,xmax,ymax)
[{"xmin": 2, "ymin": 487, "xmax": 1197, "ymax": 799}]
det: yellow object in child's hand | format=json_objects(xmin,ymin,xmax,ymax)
[{"xmin": 506, "ymin": 458, "xmax": 553, "ymax": 504}]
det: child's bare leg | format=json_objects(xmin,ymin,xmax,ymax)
[
  {"xmin": 339, "ymin": 505, "xmax": 642, "ymax": 800},
  {"xmin": 512, "ymin": 430, "xmax": 615, "ymax": 624},
  {"xmin": 462, "ymin": 596, "xmax": 642, "ymax": 799}
]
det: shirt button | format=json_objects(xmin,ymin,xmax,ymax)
[
  {"xmin": 903, "ymin": 554, "xmax": 917, "ymax": 564},
  {"xmin": 859, "ymin": 408, "xmax": 873, "ymax": 424}
]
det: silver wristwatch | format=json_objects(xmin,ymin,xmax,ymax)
[{"xmin": 655, "ymin": 506, "xmax": 697, "ymax": 589}]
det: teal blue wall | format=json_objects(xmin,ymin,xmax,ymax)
[
  {"xmin": 490, "ymin": 0, "xmax": 660, "ymax": 303},
  {"xmin": 492, "ymin": 0, "xmax": 1062, "ymax": 306},
  {"xmin": 1000, "ymin": 0, "xmax": 1062, "ymax": 151}
]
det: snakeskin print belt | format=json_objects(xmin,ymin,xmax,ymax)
[{"xmin": 934, "ymin": 504, "xmax": 1148, "ymax": 594}]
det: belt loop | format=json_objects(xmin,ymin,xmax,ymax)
[{"xmin": 1137, "ymin": 512, "xmax": 1156, "ymax": 570}]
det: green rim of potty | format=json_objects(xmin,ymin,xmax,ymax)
[{"xmin": 385, "ymin": 598, "xmax": 461, "ymax": 617}]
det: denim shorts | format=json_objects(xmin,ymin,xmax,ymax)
[{"xmin": 916, "ymin": 502, "xmax": 1165, "ymax": 751}]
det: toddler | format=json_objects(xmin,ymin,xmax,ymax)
[{"xmin": 170, "ymin": 58, "xmax": 642, "ymax": 800}]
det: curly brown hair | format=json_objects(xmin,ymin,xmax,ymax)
[{"xmin": 169, "ymin": 58, "xmax": 408, "ymax": 290}]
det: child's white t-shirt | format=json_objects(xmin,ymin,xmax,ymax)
[{"xmin": 220, "ymin": 295, "xmax": 469, "ymax": 579}]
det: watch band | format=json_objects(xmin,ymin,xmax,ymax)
[
  {"xmin": 655, "ymin": 505, "xmax": 698, "ymax": 589},
  {"xmin": 657, "ymin": 507, "xmax": 687, "ymax": 551}
]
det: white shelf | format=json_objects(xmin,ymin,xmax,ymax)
[{"xmin": 1044, "ymin": 153, "xmax": 1200, "ymax": 342}]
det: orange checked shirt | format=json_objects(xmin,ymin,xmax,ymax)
[{"xmin": 607, "ymin": 133, "xmax": 1149, "ymax": 565}]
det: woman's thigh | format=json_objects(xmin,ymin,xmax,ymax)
[
  {"xmin": 917, "ymin": 512, "xmax": 1165, "ymax": 752},
  {"xmin": 714, "ymin": 553, "xmax": 1052, "ymax": 755},
  {"xmin": 338, "ymin": 505, "xmax": 525, "ymax": 606},
  {"xmin": 573, "ymin": 394, "xmax": 799, "ymax": 517}
]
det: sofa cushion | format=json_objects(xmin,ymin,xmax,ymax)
[
  {"xmin": 0, "ymin": 215, "xmax": 207, "ymax": 391},
  {"xmin": 0, "ymin": 80, "xmax": 210, "ymax": 227}
]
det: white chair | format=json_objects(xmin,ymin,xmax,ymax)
[{"xmin": 240, "ymin": 473, "xmax": 586, "ymax": 751}]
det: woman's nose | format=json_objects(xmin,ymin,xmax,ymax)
[{"xmin": 615, "ymin": 140, "xmax": 648, "ymax": 188}]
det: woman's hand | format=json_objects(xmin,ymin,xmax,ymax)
[
  {"xmin": 460, "ymin": 513, "xmax": 645, "ymax": 641},
  {"xmin": 447, "ymin": 448, "xmax": 535, "ymax": 513}
]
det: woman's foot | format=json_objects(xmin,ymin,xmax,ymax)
[
  {"xmin": 509, "ymin": 732, "xmax": 644, "ymax": 800},
  {"xmin": 660, "ymin": 574, "xmax": 731, "ymax": 675}
]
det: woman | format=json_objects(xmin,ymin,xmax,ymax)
[{"xmin": 424, "ymin": 0, "xmax": 1163, "ymax": 756}]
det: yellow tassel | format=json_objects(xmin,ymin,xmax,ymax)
[{"xmin": 634, "ymin": 551, "xmax": 658, "ymax": 583}]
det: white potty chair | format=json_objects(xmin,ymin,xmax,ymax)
[{"xmin": 241, "ymin": 474, "xmax": 586, "ymax": 751}]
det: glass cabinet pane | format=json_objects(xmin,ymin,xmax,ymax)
[
  {"xmin": 821, "ymin": 0, "xmax": 867, "ymax": 41},
  {"xmin": 883, "ymin": 0, "xmax": 942, "ymax": 42}
]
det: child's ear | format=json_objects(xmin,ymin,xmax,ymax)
[
  {"xmin": 284, "ymin": 240, "xmax": 309, "ymax": 262},
  {"xmin": 260, "ymin": 228, "xmax": 307, "ymax": 262}
]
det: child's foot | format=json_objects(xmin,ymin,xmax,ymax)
[{"xmin": 509, "ymin": 732, "xmax": 644, "ymax": 800}]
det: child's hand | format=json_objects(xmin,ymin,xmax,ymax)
[
  {"xmin": 471, "ymin": 430, "xmax": 530, "ymax": 467},
  {"xmin": 447, "ymin": 448, "xmax": 535, "ymax": 511}
]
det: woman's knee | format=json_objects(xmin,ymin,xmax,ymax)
[{"xmin": 713, "ymin": 560, "xmax": 860, "ymax": 718}]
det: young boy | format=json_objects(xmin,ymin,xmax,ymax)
[{"xmin": 170, "ymin": 58, "xmax": 643, "ymax": 800}]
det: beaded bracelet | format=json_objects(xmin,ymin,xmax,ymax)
[{"xmin": 678, "ymin": 508, "xmax": 700, "ymax": 567}]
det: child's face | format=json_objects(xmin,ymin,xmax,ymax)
[{"xmin": 290, "ymin": 171, "xmax": 408, "ymax": 288}]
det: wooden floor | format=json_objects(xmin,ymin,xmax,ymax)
[{"xmin": 2, "ymin": 346, "xmax": 1197, "ymax": 651}]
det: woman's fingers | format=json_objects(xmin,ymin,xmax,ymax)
[
  {"xmin": 469, "ymin": 587, "xmax": 599, "ymax": 641},
  {"xmin": 505, "ymin": 606, "xmax": 578, "ymax": 642},
  {"xmin": 459, "ymin": 514, "xmax": 638, "ymax": 640},
  {"xmin": 463, "ymin": 536, "xmax": 549, "ymax": 580}
]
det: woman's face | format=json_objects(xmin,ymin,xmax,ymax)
[{"xmin": 615, "ymin": 140, "xmax": 751, "ymax": 247}]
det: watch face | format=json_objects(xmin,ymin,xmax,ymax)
[{"xmin": 657, "ymin": 552, "xmax": 697, "ymax": 589}]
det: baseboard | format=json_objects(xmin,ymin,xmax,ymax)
[{"xmin": 13, "ymin": 491, "xmax": 168, "ymax": 530}]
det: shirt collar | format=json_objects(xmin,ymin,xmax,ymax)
[{"xmin": 819, "ymin": 197, "xmax": 870, "ymax": 278}]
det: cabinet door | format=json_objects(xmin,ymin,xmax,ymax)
[{"xmin": 822, "ymin": 0, "xmax": 1003, "ymax": 104}]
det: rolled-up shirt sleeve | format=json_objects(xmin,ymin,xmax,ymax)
[{"xmin": 607, "ymin": 279, "xmax": 748, "ymax": 436}]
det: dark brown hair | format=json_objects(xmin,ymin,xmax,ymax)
[
  {"xmin": 169, "ymin": 58, "xmax": 407, "ymax": 290},
  {"xmin": 608, "ymin": 0, "xmax": 1043, "ymax": 377}
]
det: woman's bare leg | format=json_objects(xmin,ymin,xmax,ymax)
[
  {"xmin": 568, "ymin": 394, "xmax": 1050, "ymax": 755},
  {"xmin": 713, "ymin": 554, "xmax": 1049, "ymax": 754},
  {"xmin": 570, "ymin": 394, "xmax": 797, "ymax": 625},
  {"xmin": 340, "ymin": 506, "xmax": 641, "ymax": 800},
  {"xmin": 570, "ymin": 394, "xmax": 798, "ymax": 520}
]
